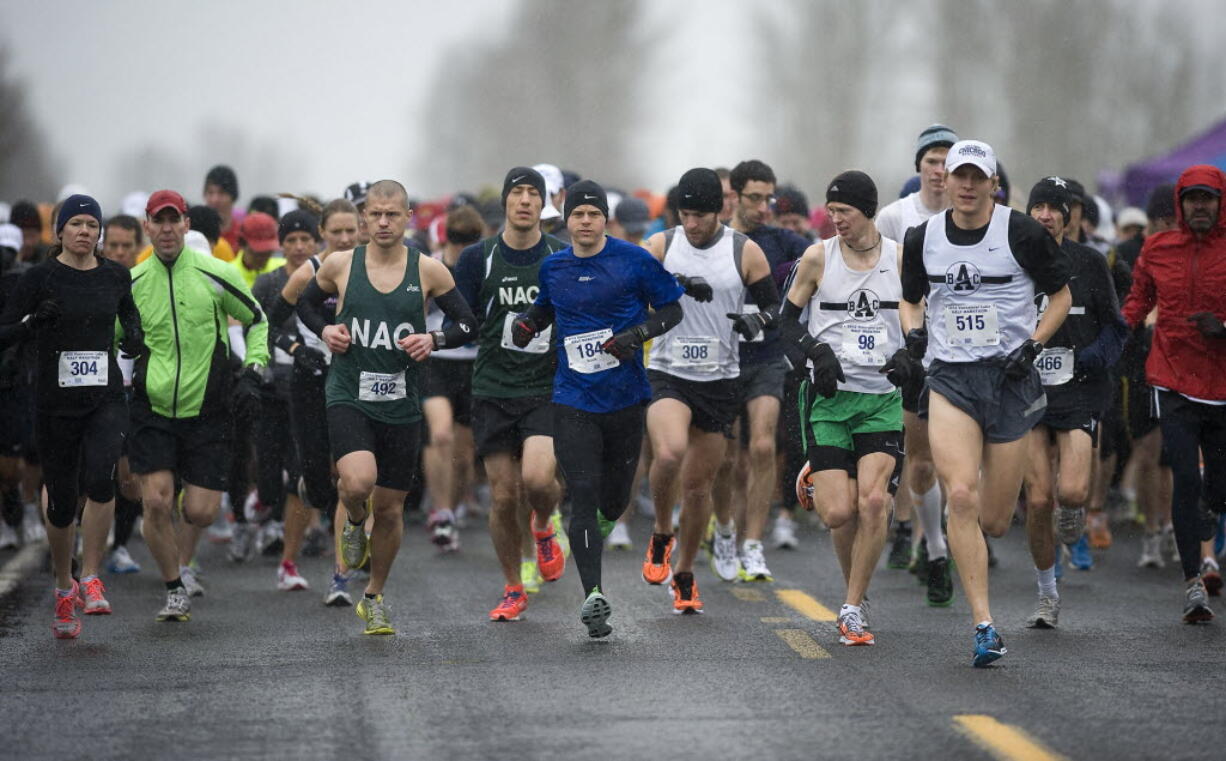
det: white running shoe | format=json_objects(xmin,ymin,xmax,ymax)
[
  {"xmin": 207, "ymin": 511, "xmax": 234, "ymax": 544},
  {"xmin": 1160, "ymin": 525, "xmax": 1178, "ymax": 563},
  {"xmin": 710, "ymin": 530, "xmax": 740, "ymax": 581},
  {"xmin": 256, "ymin": 520, "xmax": 285, "ymax": 556},
  {"xmin": 738, "ymin": 540, "xmax": 773, "ymax": 582},
  {"xmin": 22, "ymin": 503, "xmax": 45, "ymax": 543},
  {"xmin": 605, "ymin": 521, "xmax": 633, "ymax": 550},
  {"xmin": 180, "ymin": 565, "xmax": 205, "ymax": 598},
  {"xmin": 277, "ymin": 561, "xmax": 310, "ymax": 591},
  {"xmin": 0, "ymin": 522, "xmax": 18, "ymax": 550},
  {"xmin": 771, "ymin": 514, "xmax": 799, "ymax": 550},
  {"xmin": 228, "ymin": 522, "xmax": 257, "ymax": 562},
  {"xmin": 106, "ymin": 546, "xmax": 141, "ymax": 574},
  {"xmin": 156, "ymin": 587, "xmax": 191, "ymax": 622},
  {"xmin": 1138, "ymin": 533, "xmax": 1164, "ymax": 569}
]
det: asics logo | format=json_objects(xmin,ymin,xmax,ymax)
[
  {"xmin": 406, "ymin": 284, "xmax": 421, "ymax": 292},
  {"xmin": 500, "ymin": 276, "xmax": 518, "ymax": 283}
]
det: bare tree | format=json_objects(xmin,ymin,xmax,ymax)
[
  {"xmin": 0, "ymin": 47, "xmax": 59, "ymax": 202},
  {"xmin": 414, "ymin": 0, "xmax": 648, "ymax": 194}
]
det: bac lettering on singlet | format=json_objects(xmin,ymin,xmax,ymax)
[{"xmin": 350, "ymin": 318, "xmax": 417, "ymax": 350}]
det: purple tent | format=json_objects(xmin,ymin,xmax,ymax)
[{"xmin": 1120, "ymin": 116, "xmax": 1226, "ymax": 206}]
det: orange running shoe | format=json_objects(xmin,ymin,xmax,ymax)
[
  {"xmin": 533, "ymin": 526, "xmax": 566, "ymax": 582},
  {"xmin": 642, "ymin": 533, "xmax": 675, "ymax": 585},
  {"xmin": 1088, "ymin": 511, "xmax": 1112, "ymax": 549},
  {"xmin": 52, "ymin": 582, "xmax": 82, "ymax": 639},
  {"xmin": 81, "ymin": 576, "xmax": 111, "ymax": 615},
  {"xmin": 795, "ymin": 462, "xmax": 815, "ymax": 512},
  {"xmin": 837, "ymin": 607, "xmax": 875, "ymax": 646},
  {"xmin": 671, "ymin": 571, "xmax": 703, "ymax": 614},
  {"xmin": 489, "ymin": 585, "xmax": 528, "ymax": 622}
]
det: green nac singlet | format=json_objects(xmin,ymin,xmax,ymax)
[
  {"xmin": 325, "ymin": 246, "xmax": 425, "ymax": 424},
  {"xmin": 471, "ymin": 234, "xmax": 565, "ymax": 399}
]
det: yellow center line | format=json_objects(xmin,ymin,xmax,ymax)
[
  {"xmin": 952, "ymin": 715, "xmax": 1071, "ymax": 761},
  {"xmin": 773, "ymin": 629, "xmax": 830, "ymax": 659},
  {"xmin": 775, "ymin": 589, "xmax": 837, "ymax": 621},
  {"xmin": 731, "ymin": 587, "xmax": 765, "ymax": 602}
]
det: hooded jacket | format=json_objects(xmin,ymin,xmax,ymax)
[{"xmin": 1122, "ymin": 165, "xmax": 1226, "ymax": 400}]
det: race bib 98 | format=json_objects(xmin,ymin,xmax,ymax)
[{"xmin": 840, "ymin": 323, "xmax": 886, "ymax": 366}]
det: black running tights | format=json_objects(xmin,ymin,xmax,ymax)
[{"xmin": 1157, "ymin": 391, "xmax": 1226, "ymax": 580}]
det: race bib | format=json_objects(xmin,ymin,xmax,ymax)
[
  {"xmin": 669, "ymin": 336, "xmax": 719, "ymax": 371},
  {"xmin": 58, "ymin": 351, "xmax": 108, "ymax": 388},
  {"xmin": 564, "ymin": 328, "xmax": 619, "ymax": 374},
  {"xmin": 943, "ymin": 303, "xmax": 999, "ymax": 347},
  {"xmin": 501, "ymin": 313, "xmax": 552, "ymax": 354},
  {"xmin": 1035, "ymin": 347, "xmax": 1074, "ymax": 386},
  {"xmin": 358, "ymin": 370, "xmax": 407, "ymax": 402},
  {"xmin": 840, "ymin": 323, "xmax": 886, "ymax": 366},
  {"xmin": 737, "ymin": 304, "xmax": 765, "ymax": 343}
]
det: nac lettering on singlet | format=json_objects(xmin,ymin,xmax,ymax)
[
  {"xmin": 498, "ymin": 285, "xmax": 539, "ymax": 306},
  {"xmin": 349, "ymin": 318, "xmax": 418, "ymax": 350}
]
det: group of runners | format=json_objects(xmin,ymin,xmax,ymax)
[{"xmin": 1, "ymin": 125, "xmax": 1224, "ymax": 667}]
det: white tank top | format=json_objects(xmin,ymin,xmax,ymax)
[
  {"xmin": 648, "ymin": 225, "xmax": 745, "ymax": 381},
  {"xmin": 923, "ymin": 205, "xmax": 1037, "ymax": 362},
  {"xmin": 806, "ymin": 236, "xmax": 902, "ymax": 394},
  {"xmin": 426, "ymin": 253, "xmax": 478, "ymax": 361}
]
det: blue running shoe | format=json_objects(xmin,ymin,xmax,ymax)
[
  {"xmin": 1068, "ymin": 535, "xmax": 1093, "ymax": 570},
  {"xmin": 972, "ymin": 623, "xmax": 1007, "ymax": 667}
]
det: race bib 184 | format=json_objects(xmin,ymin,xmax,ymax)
[{"xmin": 564, "ymin": 329, "xmax": 619, "ymax": 374}]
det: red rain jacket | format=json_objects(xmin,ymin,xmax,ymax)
[{"xmin": 1122, "ymin": 164, "xmax": 1226, "ymax": 400}]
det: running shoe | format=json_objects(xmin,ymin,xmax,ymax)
[
  {"xmin": 1183, "ymin": 580, "xmax": 1214, "ymax": 624},
  {"xmin": 1201, "ymin": 559, "xmax": 1223, "ymax": 597},
  {"xmin": 738, "ymin": 539, "xmax": 773, "ymax": 582},
  {"xmin": 642, "ymin": 533, "xmax": 675, "ymax": 585},
  {"xmin": 257, "ymin": 520, "xmax": 285, "ymax": 556},
  {"xmin": 772, "ymin": 513, "xmax": 799, "ymax": 550},
  {"xmin": 550, "ymin": 510, "xmax": 571, "ymax": 558},
  {"xmin": 489, "ymin": 585, "xmax": 528, "ymax": 622},
  {"xmin": 324, "ymin": 571, "xmax": 354, "ymax": 607},
  {"xmin": 837, "ymin": 607, "xmax": 874, "ymax": 646},
  {"xmin": 710, "ymin": 529, "xmax": 740, "ymax": 582},
  {"xmin": 180, "ymin": 565, "xmax": 205, "ymax": 598},
  {"xmin": 106, "ymin": 546, "xmax": 141, "ymax": 574},
  {"xmin": 244, "ymin": 492, "xmax": 272, "ymax": 524},
  {"xmin": 0, "ymin": 522, "xmax": 19, "ymax": 550},
  {"xmin": 229, "ymin": 522, "xmax": 256, "ymax": 562},
  {"xmin": 860, "ymin": 596, "xmax": 871, "ymax": 630},
  {"xmin": 1056, "ymin": 506, "xmax": 1086, "ymax": 547},
  {"xmin": 794, "ymin": 463, "xmax": 815, "ymax": 512},
  {"xmin": 1088, "ymin": 510, "xmax": 1112, "ymax": 549},
  {"xmin": 533, "ymin": 525, "xmax": 566, "ymax": 582},
  {"xmin": 605, "ymin": 521, "xmax": 633, "ymax": 550},
  {"xmin": 887, "ymin": 521, "xmax": 912, "ymax": 569},
  {"xmin": 580, "ymin": 588, "xmax": 612, "ymax": 638},
  {"xmin": 1068, "ymin": 535, "xmax": 1093, "ymax": 570},
  {"xmin": 1138, "ymin": 533, "xmax": 1164, "ymax": 568},
  {"xmin": 302, "ymin": 526, "xmax": 330, "ymax": 558},
  {"xmin": 1160, "ymin": 525, "xmax": 1178, "ymax": 563},
  {"xmin": 23, "ymin": 514, "xmax": 46, "ymax": 543},
  {"xmin": 207, "ymin": 512, "xmax": 234, "ymax": 544},
  {"xmin": 671, "ymin": 571, "xmax": 703, "ymax": 614},
  {"xmin": 339, "ymin": 519, "xmax": 370, "ymax": 570},
  {"xmin": 356, "ymin": 595, "xmax": 395, "ymax": 635},
  {"xmin": 52, "ymin": 582, "xmax": 82, "ymax": 639},
  {"xmin": 1025, "ymin": 596, "xmax": 1060, "ymax": 629},
  {"xmin": 926, "ymin": 556, "xmax": 954, "ymax": 607},
  {"xmin": 520, "ymin": 560, "xmax": 543, "ymax": 594},
  {"xmin": 155, "ymin": 587, "xmax": 191, "ymax": 622},
  {"xmin": 277, "ymin": 560, "xmax": 310, "ymax": 591},
  {"xmin": 972, "ymin": 623, "xmax": 1006, "ymax": 667},
  {"xmin": 429, "ymin": 508, "xmax": 460, "ymax": 552},
  {"xmin": 81, "ymin": 576, "xmax": 111, "ymax": 615}
]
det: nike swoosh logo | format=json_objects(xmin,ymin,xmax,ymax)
[
  {"xmin": 584, "ymin": 194, "xmax": 597, "ymax": 200},
  {"xmin": 511, "ymin": 175, "xmax": 526, "ymax": 184},
  {"xmin": 988, "ymin": 246, "xmax": 1001, "ymax": 252}
]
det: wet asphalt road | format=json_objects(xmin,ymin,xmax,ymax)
[{"xmin": 1, "ymin": 512, "xmax": 1223, "ymax": 761}]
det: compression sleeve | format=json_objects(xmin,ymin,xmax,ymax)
[
  {"xmin": 747, "ymin": 274, "xmax": 780, "ymax": 313},
  {"xmin": 776, "ymin": 297, "xmax": 821, "ymax": 353},
  {"xmin": 453, "ymin": 244, "xmax": 485, "ymax": 324},
  {"xmin": 430, "ymin": 287, "xmax": 479, "ymax": 349},
  {"xmin": 296, "ymin": 278, "xmax": 332, "ymax": 337},
  {"xmin": 639, "ymin": 299, "xmax": 682, "ymax": 340},
  {"xmin": 901, "ymin": 224, "xmax": 929, "ymax": 303},
  {"xmin": 1007, "ymin": 210, "xmax": 1071, "ymax": 295}
]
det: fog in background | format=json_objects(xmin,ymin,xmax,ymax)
[{"xmin": 2, "ymin": 0, "xmax": 1222, "ymax": 211}]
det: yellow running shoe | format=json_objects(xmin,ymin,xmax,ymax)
[
  {"xmin": 550, "ymin": 511, "xmax": 570, "ymax": 558},
  {"xmin": 520, "ymin": 560, "xmax": 543, "ymax": 594},
  {"xmin": 355, "ymin": 594, "xmax": 395, "ymax": 635}
]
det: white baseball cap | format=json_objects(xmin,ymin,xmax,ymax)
[
  {"xmin": 0, "ymin": 222, "xmax": 22, "ymax": 251},
  {"xmin": 1116, "ymin": 206, "xmax": 1147, "ymax": 230},
  {"xmin": 185, "ymin": 230, "xmax": 212, "ymax": 255},
  {"xmin": 533, "ymin": 163, "xmax": 564, "ymax": 220},
  {"xmin": 945, "ymin": 140, "xmax": 997, "ymax": 178}
]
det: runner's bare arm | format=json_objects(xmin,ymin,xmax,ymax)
[
  {"xmin": 1033, "ymin": 285, "xmax": 1071, "ymax": 345},
  {"xmin": 298, "ymin": 250, "xmax": 352, "ymax": 353}
]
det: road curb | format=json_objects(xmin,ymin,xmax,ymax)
[{"xmin": 0, "ymin": 542, "xmax": 46, "ymax": 600}]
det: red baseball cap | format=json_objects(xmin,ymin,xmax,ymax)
[
  {"xmin": 239, "ymin": 212, "xmax": 280, "ymax": 253},
  {"xmin": 146, "ymin": 189, "xmax": 188, "ymax": 217}
]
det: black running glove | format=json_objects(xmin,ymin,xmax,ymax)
[
  {"xmin": 511, "ymin": 312, "xmax": 540, "ymax": 348},
  {"xmin": 879, "ymin": 328, "xmax": 927, "ymax": 388},
  {"xmin": 27, "ymin": 299, "xmax": 61, "ymax": 330},
  {"xmin": 675, "ymin": 274, "xmax": 713, "ymax": 303},
  {"xmin": 601, "ymin": 325, "xmax": 649, "ymax": 361},
  {"xmin": 291, "ymin": 343, "xmax": 328, "ymax": 375},
  {"xmin": 119, "ymin": 333, "xmax": 147, "ymax": 360},
  {"xmin": 234, "ymin": 365, "xmax": 270, "ymax": 414},
  {"xmin": 726, "ymin": 310, "xmax": 774, "ymax": 341},
  {"xmin": 1002, "ymin": 339, "xmax": 1044, "ymax": 380},
  {"xmin": 805, "ymin": 340, "xmax": 845, "ymax": 399}
]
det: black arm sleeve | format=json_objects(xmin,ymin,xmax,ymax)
[
  {"xmin": 639, "ymin": 299, "xmax": 683, "ymax": 340},
  {"xmin": 746, "ymin": 274, "xmax": 780, "ymax": 313},
  {"xmin": 1007, "ymin": 210, "xmax": 1071, "ymax": 295},
  {"xmin": 901, "ymin": 224, "xmax": 929, "ymax": 304},
  {"xmin": 776, "ymin": 296, "xmax": 824, "ymax": 355},
  {"xmin": 431, "ymin": 287, "xmax": 479, "ymax": 348},
  {"xmin": 0, "ymin": 268, "xmax": 41, "ymax": 349},
  {"xmin": 268, "ymin": 294, "xmax": 296, "ymax": 328},
  {"xmin": 296, "ymin": 278, "xmax": 332, "ymax": 337},
  {"xmin": 117, "ymin": 287, "xmax": 143, "ymax": 348}
]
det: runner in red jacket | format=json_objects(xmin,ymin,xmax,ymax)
[{"xmin": 1122, "ymin": 164, "xmax": 1226, "ymax": 624}]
